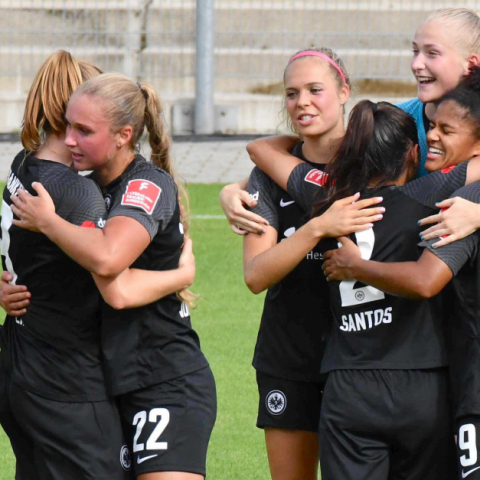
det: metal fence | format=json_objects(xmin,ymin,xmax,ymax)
[{"xmin": 1, "ymin": 0, "xmax": 480, "ymax": 96}]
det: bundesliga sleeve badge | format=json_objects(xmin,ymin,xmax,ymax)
[
  {"xmin": 121, "ymin": 179, "xmax": 162, "ymax": 214},
  {"xmin": 304, "ymin": 169, "xmax": 328, "ymax": 186}
]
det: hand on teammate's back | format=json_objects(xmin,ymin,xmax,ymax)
[
  {"xmin": 11, "ymin": 183, "xmax": 56, "ymax": 233},
  {"xmin": 307, "ymin": 193, "xmax": 385, "ymax": 240},
  {"xmin": 219, "ymin": 182, "xmax": 268, "ymax": 235},
  {"xmin": 322, "ymin": 236, "xmax": 361, "ymax": 281},
  {"xmin": 178, "ymin": 237, "xmax": 196, "ymax": 288},
  {"xmin": 419, "ymin": 196, "xmax": 480, "ymax": 248},
  {"xmin": 0, "ymin": 271, "xmax": 30, "ymax": 316}
]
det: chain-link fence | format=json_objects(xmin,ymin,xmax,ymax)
[{"xmin": 1, "ymin": 0, "xmax": 480, "ymax": 97}]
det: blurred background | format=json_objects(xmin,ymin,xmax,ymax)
[{"xmin": 1, "ymin": 0, "xmax": 478, "ymax": 135}]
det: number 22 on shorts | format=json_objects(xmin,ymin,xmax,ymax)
[
  {"xmin": 133, "ymin": 408, "xmax": 170, "ymax": 452},
  {"xmin": 338, "ymin": 229, "xmax": 386, "ymax": 307}
]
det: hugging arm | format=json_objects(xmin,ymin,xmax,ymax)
[
  {"xmin": 323, "ymin": 237, "xmax": 453, "ymax": 300},
  {"xmin": 244, "ymin": 194, "xmax": 386, "ymax": 293},
  {"xmin": 11, "ymin": 182, "xmax": 194, "ymax": 310},
  {"xmin": 219, "ymin": 177, "xmax": 269, "ymax": 235},
  {"xmin": 246, "ymin": 135, "xmax": 303, "ymax": 191}
]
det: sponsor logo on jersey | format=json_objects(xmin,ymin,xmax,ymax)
[
  {"xmin": 462, "ymin": 466, "xmax": 480, "ymax": 478},
  {"xmin": 304, "ymin": 169, "xmax": 328, "ymax": 186},
  {"xmin": 266, "ymin": 390, "xmax": 287, "ymax": 415},
  {"xmin": 81, "ymin": 220, "xmax": 96, "ymax": 229},
  {"xmin": 98, "ymin": 218, "xmax": 106, "ymax": 228},
  {"xmin": 6, "ymin": 170, "xmax": 26, "ymax": 197},
  {"xmin": 137, "ymin": 454, "xmax": 158, "ymax": 464},
  {"xmin": 279, "ymin": 198, "xmax": 295, "ymax": 207},
  {"xmin": 121, "ymin": 179, "xmax": 161, "ymax": 215},
  {"xmin": 340, "ymin": 307, "xmax": 392, "ymax": 332},
  {"xmin": 250, "ymin": 191, "xmax": 259, "ymax": 201},
  {"xmin": 15, "ymin": 317, "xmax": 24, "ymax": 326},
  {"xmin": 104, "ymin": 194, "xmax": 112, "ymax": 211},
  {"xmin": 120, "ymin": 445, "xmax": 131, "ymax": 471},
  {"xmin": 306, "ymin": 250, "xmax": 323, "ymax": 260},
  {"xmin": 441, "ymin": 165, "xmax": 456, "ymax": 174}
]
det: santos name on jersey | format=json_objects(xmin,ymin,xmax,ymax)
[
  {"xmin": 284, "ymin": 160, "xmax": 469, "ymax": 372},
  {"xmin": 0, "ymin": 150, "xmax": 108, "ymax": 402}
]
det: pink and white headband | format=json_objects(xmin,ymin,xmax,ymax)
[{"xmin": 288, "ymin": 51, "xmax": 347, "ymax": 85}]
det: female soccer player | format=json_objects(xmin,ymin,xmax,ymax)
[
  {"xmin": 223, "ymin": 8, "xmax": 480, "ymax": 245},
  {"xmin": 250, "ymin": 97, "xmax": 480, "ymax": 479},
  {"xmin": 10, "ymin": 73, "xmax": 216, "ymax": 480},
  {"xmin": 0, "ymin": 51, "xmax": 196, "ymax": 480},
  {"xmin": 322, "ymin": 70, "xmax": 480, "ymax": 480},
  {"xmin": 225, "ymin": 48, "xmax": 382, "ymax": 480}
]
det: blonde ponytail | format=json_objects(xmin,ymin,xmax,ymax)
[{"xmin": 74, "ymin": 73, "xmax": 198, "ymax": 309}]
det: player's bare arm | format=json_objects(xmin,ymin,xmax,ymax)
[
  {"xmin": 219, "ymin": 177, "xmax": 269, "ymax": 235},
  {"xmin": 419, "ymin": 196, "xmax": 480, "ymax": 248},
  {"xmin": 11, "ymin": 182, "xmax": 193, "ymax": 308},
  {"xmin": 12, "ymin": 184, "xmax": 150, "ymax": 277},
  {"xmin": 244, "ymin": 194, "xmax": 384, "ymax": 293},
  {"xmin": 246, "ymin": 135, "xmax": 301, "ymax": 191},
  {"xmin": 0, "ymin": 271, "xmax": 31, "ymax": 316},
  {"xmin": 417, "ymin": 160, "xmax": 480, "ymax": 247},
  {"xmin": 323, "ymin": 237, "xmax": 452, "ymax": 300},
  {"xmin": 93, "ymin": 237, "xmax": 196, "ymax": 309}
]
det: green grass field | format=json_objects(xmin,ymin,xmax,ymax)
[{"xmin": 0, "ymin": 183, "xmax": 273, "ymax": 479}]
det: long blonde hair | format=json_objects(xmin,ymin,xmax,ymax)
[
  {"xmin": 73, "ymin": 73, "xmax": 197, "ymax": 308},
  {"xmin": 22, "ymin": 50, "xmax": 102, "ymax": 152}
]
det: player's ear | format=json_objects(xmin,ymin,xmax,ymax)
[
  {"xmin": 116, "ymin": 125, "xmax": 133, "ymax": 148},
  {"xmin": 405, "ymin": 143, "xmax": 420, "ymax": 181}
]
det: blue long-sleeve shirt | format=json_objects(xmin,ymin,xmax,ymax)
[{"xmin": 397, "ymin": 98, "xmax": 428, "ymax": 177}]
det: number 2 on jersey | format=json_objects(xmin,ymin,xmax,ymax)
[
  {"xmin": 338, "ymin": 229, "xmax": 385, "ymax": 307},
  {"xmin": 133, "ymin": 408, "xmax": 170, "ymax": 452}
]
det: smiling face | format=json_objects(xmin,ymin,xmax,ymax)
[
  {"xmin": 64, "ymin": 94, "xmax": 120, "ymax": 172},
  {"xmin": 411, "ymin": 21, "xmax": 471, "ymax": 103},
  {"xmin": 425, "ymin": 99, "xmax": 480, "ymax": 171},
  {"xmin": 284, "ymin": 57, "xmax": 349, "ymax": 138}
]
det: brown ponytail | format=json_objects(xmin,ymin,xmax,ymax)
[
  {"xmin": 313, "ymin": 100, "xmax": 419, "ymax": 217},
  {"xmin": 22, "ymin": 50, "xmax": 101, "ymax": 152}
]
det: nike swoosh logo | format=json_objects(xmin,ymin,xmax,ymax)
[
  {"xmin": 137, "ymin": 454, "xmax": 158, "ymax": 464},
  {"xmin": 462, "ymin": 466, "xmax": 480, "ymax": 478},
  {"xmin": 280, "ymin": 199, "xmax": 295, "ymax": 207}
]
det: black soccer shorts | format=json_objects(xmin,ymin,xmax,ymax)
[
  {"xmin": 9, "ymin": 382, "xmax": 133, "ymax": 480},
  {"xmin": 456, "ymin": 416, "xmax": 480, "ymax": 479},
  {"xmin": 0, "ymin": 352, "xmax": 38, "ymax": 480},
  {"xmin": 256, "ymin": 370, "xmax": 327, "ymax": 433},
  {"xmin": 118, "ymin": 366, "xmax": 217, "ymax": 477},
  {"xmin": 319, "ymin": 369, "xmax": 456, "ymax": 480}
]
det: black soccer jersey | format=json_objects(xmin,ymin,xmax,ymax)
[
  {"xmin": 246, "ymin": 143, "xmax": 332, "ymax": 382},
  {"xmin": 0, "ymin": 150, "xmax": 108, "ymax": 402},
  {"xmin": 285, "ymin": 161, "xmax": 469, "ymax": 372},
  {"xmin": 96, "ymin": 155, "xmax": 208, "ymax": 396},
  {"xmin": 420, "ymin": 181, "xmax": 480, "ymax": 418}
]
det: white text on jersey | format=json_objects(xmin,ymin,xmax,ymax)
[
  {"xmin": 340, "ymin": 307, "xmax": 392, "ymax": 332},
  {"xmin": 6, "ymin": 170, "xmax": 26, "ymax": 197}
]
